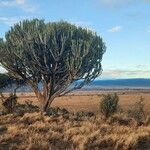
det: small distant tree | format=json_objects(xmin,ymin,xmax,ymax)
[
  {"xmin": 100, "ymin": 93, "xmax": 119, "ymax": 118},
  {"xmin": 0, "ymin": 19, "xmax": 106, "ymax": 116},
  {"xmin": 0, "ymin": 74, "xmax": 21, "ymax": 114},
  {"xmin": 127, "ymin": 96, "xmax": 146, "ymax": 122}
]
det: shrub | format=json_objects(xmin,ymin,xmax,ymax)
[
  {"xmin": 132, "ymin": 133, "xmax": 150, "ymax": 150},
  {"xmin": 127, "ymin": 97, "xmax": 146, "ymax": 122},
  {"xmin": 73, "ymin": 111, "xmax": 95, "ymax": 121},
  {"xmin": 100, "ymin": 93, "xmax": 119, "ymax": 118},
  {"xmin": 14, "ymin": 101, "xmax": 39, "ymax": 116},
  {"xmin": 107, "ymin": 114, "xmax": 136, "ymax": 126},
  {"xmin": 0, "ymin": 93, "xmax": 17, "ymax": 113},
  {"xmin": 46, "ymin": 107, "xmax": 69, "ymax": 117},
  {"xmin": 75, "ymin": 111, "xmax": 94, "ymax": 118}
]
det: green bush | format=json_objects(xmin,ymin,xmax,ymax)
[
  {"xmin": 0, "ymin": 92, "xmax": 18, "ymax": 113},
  {"xmin": 100, "ymin": 93, "xmax": 119, "ymax": 118},
  {"xmin": 127, "ymin": 97, "xmax": 146, "ymax": 122}
]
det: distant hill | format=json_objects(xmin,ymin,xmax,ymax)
[
  {"xmin": 91, "ymin": 78, "xmax": 150, "ymax": 87},
  {"xmin": 1, "ymin": 78, "xmax": 150, "ymax": 92}
]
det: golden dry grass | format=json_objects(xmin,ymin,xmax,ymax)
[
  {"xmin": 0, "ymin": 90, "xmax": 150, "ymax": 149},
  {"xmin": 2, "ymin": 90, "xmax": 149, "ymax": 114},
  {"xmin": 0, "ymin": 112, "xmax": 150, "ymax": 149}
]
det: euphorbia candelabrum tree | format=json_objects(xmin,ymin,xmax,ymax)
[{"xmin": 0, "ymin": 19, "xmax": 106, "ymax": 115}]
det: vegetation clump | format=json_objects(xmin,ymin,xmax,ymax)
[
  {"xmin": 0, "ymin": 92, "xmax": 17, "ymax": 114},
  {"xmin": 100, "ymin": 93, "xmax": 119, "ymax": 118},
  {"xmin": 127, "ymin": 97, "xmax": 146, "ymax": 123},
  {"xmin": 14, "ymin": 101, "xmax": 39, "ymax": 116},
  {"xmin": 108, "ymin": 113, "xmax": 135, "ymax": 126},
  {"xmin": 46, "ymin": 107, "xmax": 69, "ymax": 117}
]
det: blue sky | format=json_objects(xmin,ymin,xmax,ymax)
[{"xmin": 0, "ymin": 0, "xmax": 150, "ymax": 79}]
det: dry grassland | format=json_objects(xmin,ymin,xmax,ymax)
[
  {"xmin": 0, "ymin": 90, "xmax": 150, "ymax": 149},
  {"xmin": 6, "ymin": 90, "xmax": 150, "ymax": 114},
  {"xmin": 0, "ymin": 112, "xmax": 150, "ymax": 149}
]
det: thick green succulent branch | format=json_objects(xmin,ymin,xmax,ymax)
[{"xmin": 0, "ymin": 19, "xmax": 106, "ymax": 114}]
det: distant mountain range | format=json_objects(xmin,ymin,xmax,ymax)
[
  {"xmin": 82, "ymin": 78, "xmax": 150, "ymax": 90},
  {"xmin": 90, "ymin": 78, "xmax": 150, "ymax": 87},
  {"xmin": 1, "ymin": 78, "xmax": 150, "ymax": 92}
]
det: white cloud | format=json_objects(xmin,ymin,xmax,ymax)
[
  {"xmin": 0, "ymin": 0, "xmax": 38, "ymax": 12},
  {"xmin": 95, "ymin": 0, "xmax": 150, "ymax": 9},
  {"xmin": 102, "ymin": 68, "xmax": 150, "ymax": 78},
  {"xmin": 95, "ymin": 0, "xmax": 134, "ymax": 9},
  {"xmin": 16, "ymin": 0, "xmax": 26, "ymax": 5},
  {"xmin": 101, "ymin": 64, "xmax": 150, "ymax": 78},
  {"xmin": 0, "ymin": 17, "xmax": 19, "ymax": 26},
  {"xmin": 0, "ymin": 16, "xmax": 32, "ymax": 26},
  {"xmin": 70, "ymin": 21, "xmax": 91, "ymax": 27},
  {"xmin": 108, "ymin": 26, "xmax": 122, "ymax": 33},
  {"xmin": 69, "ymin": 20, "xmax": 95, "ymax": 31}
]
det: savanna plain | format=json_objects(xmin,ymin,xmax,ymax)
[{"xmin": 0, "ymin": 90, "xmax": 150, "ymax": 150}]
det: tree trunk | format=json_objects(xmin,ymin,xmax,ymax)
[
  {"xmin": 31, "ymin": 84, "xmax": 56, "ymax": 121},
  {"xmin": 39, "ymin": 97, "xmax": 46, "ymax": 121},
  {"xmin": 31, "ymin": 85, "xmax": 46, "ymax": 120},
  {"xmin": 39, "ymin": 96, "xmax": 55, "ymax": 121},
  {"xmin": 43, "ymin": 96, "xmax": 55, "ymax": 112}
]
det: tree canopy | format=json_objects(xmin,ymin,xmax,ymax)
[{"xmin": 0, "ymin": 19, "xmax": 106, "ymax": 113}]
